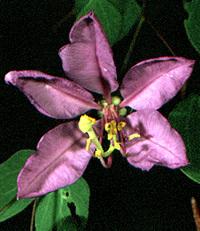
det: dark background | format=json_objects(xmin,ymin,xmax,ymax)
[{"xmin": 1, "ymin": 0, "xmax": 200, "ymax": 230}]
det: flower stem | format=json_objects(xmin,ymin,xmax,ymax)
[
  {"xmin": 30, "ymin": 198, "xmax": 37, "ymax": 231},
  {"xmin": 51, "ymin": 8, "xmax": 75, "ymax": 32},
  {"xmin": 120, "ymin": 16, "xmax": 145, "ymax": 75},
  {"xmin": 146, "ymin": 19, "xmax": 176, "ymax": 56},
  {"xmin": 191, "ymin": 196, "xmax": 200, "ymax": 231}
]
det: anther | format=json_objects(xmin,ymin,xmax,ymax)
[
  {"xmin": 129, "ymin": 134, "xmax": 141, "ymax": 140},
  {"xmin": 117, "ymin": 122, "xmax": 126, "ymax": 131}
]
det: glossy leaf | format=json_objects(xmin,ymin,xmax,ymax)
[
  {"xmin": 59, "ymin": 10, "xmax": 118, "ymax": 96},
  {"xmin": 169, "ymin": 94, "xmax": 200, "ymax": 184},
  {"xmin": 108, "ymin": 0, "xmax": 141, "ymax": 41},
  {"xmin": 35, "ymin": 177, "xmax": 89, "ymax": 231},
  {"xmin": 125, "ymin": 110, "xmax": 189, "ymax": 171},
  {"xmin": 5, "ymin": 70, "xmax": 101, "ymax": 119},
  {"xmin": 17, "ymin": 121, "xmax": 92, "ymax": 199},
  {"xmin": 0, "ymin": 150, "xmax": 34, "ymax": 222},
  {"xmin": 120, "ymin": 57, "xmax": 195, "ymax": 109},
  {"xmin": 184, "ymin": 0, "xmax": 200, "ymax": 54}
]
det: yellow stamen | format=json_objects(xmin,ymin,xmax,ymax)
[
  {"xmin": 117, "ymin": 122, "xmax": 126, "ymax": 131},
  {"xmin": 78, "ymin": 115, "xmax": 96, "ymax": 133},
  {"xmin": 105, "ymin": 123, "xmax": 110, "ymax": 131},
  {"xmin": 105, "ymin": 120, "xmax": 118, "ymax": 140},
  {"xmin": 86, "ymin": 138, "xmax": 92, "ymax": 151},
  {"xmin": 95, "ymin": 150, "xmax": 102, "ymax": 158},
  {"xmin": 78, "ymin": 114, "xmax": 127, "ymax": 159},
  {"xmin": 115, "ymin": 143, "xmax": 121, "ymax": 150},
  {"xmin": 78, "ymin": 115, "xmax": 103, "ymax": 153},
  {"xmin": 113, "ymin": 135, "xmax": 121, "ymax": 150},
  {"xmin": 107, "ymin": 131, "xmax": 113, "ymax": 140},
  {"xmin": 110, "ymin": 120, "xmax": 117, "ymax": 134},
  {"xmin": 129, "ymin": 133, "xmax": 140, "ymax": 140}
]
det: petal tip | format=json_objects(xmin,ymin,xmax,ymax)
[
  {"xmin": 89, "ymin": 9, "xmax": 94, "ymax": 17},
  {"xmin": 5, "ymin": 71, "xmax": 15, "ymax": 84},
  {"xmin": 189, "ymin": 59, "xmax": 196, "ymax": 67},
  {"xmin": 16, "ymin": 192, "xmax": 21, "ymax": 200},
  {"xmin": 17, "ymin": 186, "xmax": 26, "ymax": 199}
]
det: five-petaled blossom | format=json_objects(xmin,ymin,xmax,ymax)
[{"xmin": 5, "ymin": 10, "xmax": 195, "ymax": 199}]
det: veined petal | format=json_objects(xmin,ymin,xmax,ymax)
[
  {"xmin": 17, "ymin": 121, "xmax": 92, "ymax": 199},
  {"xmin": 125, "ymin": 109, "xmax": 189, "ymax": 171},
  {"xmin": 5, "ymin": 70, "xmax": 101, "ymax": 119},
  {"xmin": 120, "ymin": 57, "xmax": 195, "ymax": 109},
  {"xmin": 59, "ymin": 10, "xmax": 118, "ymax": 95}
]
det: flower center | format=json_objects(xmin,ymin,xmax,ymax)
[
  {"xmin": 78, "ymin": 97, "xmax": 141, "ymax": 167},
  {"xmin": 79, "ymin": 114, "xmax": 117, "ymax": 158}
]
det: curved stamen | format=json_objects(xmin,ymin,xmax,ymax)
[{"xmin": 78, "ymin": 115, "xmax": 120, "ymax": 161}]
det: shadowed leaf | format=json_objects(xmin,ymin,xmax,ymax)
[
  {"xmin": 0, "ymin": 150, "xmax": 34, "ymax": 222},
  {"xmin": 184, "ymin": 0, "xmax": 200, "ymax": 54},
  {"xmin": 35, "ymin": 177, "xmax": 89, "ymax": 231},
  {"xmin": 169, "ymin": 94, "xmax": 200, "ymax": 184}
]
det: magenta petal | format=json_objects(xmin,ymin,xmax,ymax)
[
  {"xmin": 125, "ymin": 109, "xmax": 189, "ymax": 171},
  {"xmin": 17, "ymin": 121, "xmax": 92, "ymax": 199},
  {"xmin": 5, "ymin": 70, "xmax": 101, "ymax": 119},
  {"xmin": 59, "ymin": 10, "xmax": 118, "ymax": 95},
  {"xmin": 120, "ymin": 57, "xmax": 195, "ymax": 109}
]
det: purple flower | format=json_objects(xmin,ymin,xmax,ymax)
[{"xmin": 5, "ymin": 11, "xmax": 195, "ymax": 199}]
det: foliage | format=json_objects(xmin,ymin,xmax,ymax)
[
  {"xmin": 169, "ymin": 94, "xmax": 200, "ymax": 184},
  {"xmin": 35, "ymin": 178, "xmax": 90, "ymax": 231},
  {"xmin": 0, "ymin": 150, "xmax": 34, "ymax": 222},
  {"xmin": 184, "ymin": 0, "xmax": 200, "ymax": 55}
]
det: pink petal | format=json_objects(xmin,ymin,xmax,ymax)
[
  {"xmin": 17, "ymin": 121, "xmax": 92, "ymax": 199},
  {"xmin": 120, "ymin": 57, "xmax": 195, "ymax": 109},
  {"xmin": 125, "ymin": 109, "xmax": 189, "ymax": 171},
  {"xmin": 5, "ymin": 70, "xmax": 101, "ymax": 119},
  {"xmin": 59, "ymin": 10, "xmax": 118, "ymax": 96}
]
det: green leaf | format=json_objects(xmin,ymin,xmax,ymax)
[
  {"xmin": 0, "ymin": 197, "xmax": 34, "ymax": 223},
  {"xmin": 75, "ymin": 0, "xmax": 141, "ymax": 46},
  {"xmin": 109, "ymin": 0, "xmax": 141, "ymax": 41},
  {"xmin": 0, "ymin": 150, "xmax": 35, "ymax": 222},
  {"xmin": 184, "ymin": 0, "xmax": 200, "ymax": 54},
  {"xmin": 35, "ymin": 177, "xmax": 90, "ymax": 231},
  {"xmin": 168, "ymin": 94, "xmax": 200, "ymax": 184}
]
